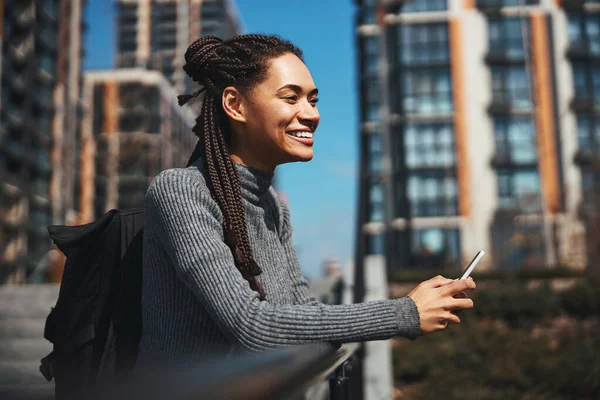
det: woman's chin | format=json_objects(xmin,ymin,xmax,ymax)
[{"xmin": 290, "ymin": 150, "xmax": 314, "ymax": 162}]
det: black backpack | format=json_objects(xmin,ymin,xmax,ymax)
[{"xmin": 40, "ymin": 208, "xmax": 145, "ymax": 399}]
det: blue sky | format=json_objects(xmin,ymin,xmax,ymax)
[{"xmin": 85, "ymin": 1, "xmax": 359, "ymax": 278}]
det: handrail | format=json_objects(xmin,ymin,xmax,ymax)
[{"xmin": 106, "ymin": 342, "xmax": 360, "ymax": 400}]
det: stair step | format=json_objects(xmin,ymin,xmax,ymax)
[
  {"xmin": 0, "ymin": 383, "xmax": 54, "ymax": 400},
  {"xmin": 0, "ymin": 338, "xmax": 52, "ymax": 362},
  {"xmin": 0, "ymin": 285, "xmax": 58, "ymax": 319},
  {"xmin": 0, "ymin": 318, "xmax": 47, "ymax": 340},
  {"xmin": 0, "ymin": 361, "xmax": 48, "ymax": 386}
]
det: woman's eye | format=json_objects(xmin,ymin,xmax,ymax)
[
  {"xmin": 284, "ymin": 96, "xmax": 298, "ymax": 102},
  {"xmin": 310, "ymin": 98, "xmax": 319, "ymax": 104}
]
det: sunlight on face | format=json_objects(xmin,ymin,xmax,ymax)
[{"xmin": 234, "ymin": 53, "xmax": 321, "ymax": 172}]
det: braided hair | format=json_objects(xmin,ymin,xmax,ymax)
[{"xmin": 178, "ymin": 34, "xmax": 303, "ymax": 301}]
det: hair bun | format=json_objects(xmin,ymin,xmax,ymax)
[{"xmin": 182, "ymin": 36, "xmax": 224, "ymax": 82}]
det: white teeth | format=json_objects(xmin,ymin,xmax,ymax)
[{"xmin": 288, "ymin": 131, "xmax": 313, "ymax": 139}]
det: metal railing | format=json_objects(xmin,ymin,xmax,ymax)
[{"xmin": 103, "ymin": 342, "xmax": 360, "ymax": 400}]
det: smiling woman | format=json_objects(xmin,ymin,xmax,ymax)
[{"xmin": 136, "ymin": 34, "xmax": 476, "ymax": 373}]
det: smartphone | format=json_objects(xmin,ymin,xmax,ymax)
[{"xmin": 460, "ymin": 251, "xmax": 485, "ymax": 280}]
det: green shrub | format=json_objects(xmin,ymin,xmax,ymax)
[
  {"xmin": 471, "ymin": 283, "xmax": 560, "ymax": 328},
  {"xmin": 560, "ymin": 280, "xmax": 600, "ymax": 318},
  {"xmin": 393, "ymin": 320, "xmax": 600, "ymax": 400}
]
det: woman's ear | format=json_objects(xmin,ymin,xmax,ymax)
[{"xmin": 222, "ymin": 86, "xmax": 246, "ymax": 123}]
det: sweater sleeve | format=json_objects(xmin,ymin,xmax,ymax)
[
  {"xmin": 146, "ymin": 169, "xmax": 421, "ymax": 353},
  {"xmin": 277, "ymin": 200, "xmax": 321, "ymax": 307}
]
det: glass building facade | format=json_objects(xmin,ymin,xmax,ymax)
[
  {"xmin": 358, "ymin": 1, "xmax": 461, "ymax": 270},
  {"xmin": 0, "ymin": 0, "xmax": 85, "ymax": 282},
  {"xmin": 355, "ymin": 0, "xmax": 596, "ymax": 273},
  {"xmin": 81, "ymin": 71, "xmax": 195, "ymax": 222},
  {"xmin": 115, "ymin": 0, "xmax": 244, "ymax": 92}
]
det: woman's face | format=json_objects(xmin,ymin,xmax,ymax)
[{"xmin": 228, "ymin": 53, "xmax": 320, "ymax": 172}]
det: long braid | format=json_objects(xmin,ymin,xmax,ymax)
[{"xmin": 178, "ymin": 34, "xmax": 303, "ymax": 301}]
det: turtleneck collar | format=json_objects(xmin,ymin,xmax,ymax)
[
  {"xmin": 191, "ymin": 157, "xmax": 274, "ymax": 204},
  {"xmin": 233, "ymin": 161, "xmax": 274, "ymax": 204}
]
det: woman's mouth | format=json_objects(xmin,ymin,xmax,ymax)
[{"xmin": 286, "ymin": 130, "xmax": 314, "ymax": 145}]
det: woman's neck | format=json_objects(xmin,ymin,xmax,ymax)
[{"xmin": 230, "ymin": 153, "xmax": 276, "ymax": 174}]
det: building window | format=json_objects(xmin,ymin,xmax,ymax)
[
  {"xmin": 404, "ymin": 122, "xmax": 455, "ymax": 169},
  {"xmin": 364, "ymin": 76, "xmax": 380, "ymax": 122},
  {"xmin": 29, "ymin": 207, "xmax": 50, "ymax": 229},
  {"xmin": 361, "ymin": 6, "xmax": 376, "ymax": 25},
  {"xmin": 491, "ymin": 65, "xmax": 532, "ymax": 110},
  {"xmin": 368, "ymin": 181, "xmax": 384, "ymax": 222},
  {"xmin": 367, "ymin": 134, "xmax": 383, "ymax": 174},
  {"xmin": 410, "ymin": 228, "xmax": 460, "ymax": 268},
  {"xmin": 494, "ymin": 118, "xmax": 537, "ymax": 164},
  {"xmin": 567, "ymin": 12, "xmax": 600, "ymax": 56},
  {"xmin": 402, "ymin": 0, "xmax": 447, "ymax": 13},
  {"xmin": 363, "ymin": 36, "xmax": 379, "ymax": 76},
  {"xmin": 497, "ymin": 169, "xmax": 541, "ymax": 213},
  {"xmin": 39, "ymin": 54, "xmax": 55, "ymax": 77},
  {"xmin": 581, "ymin": 169, "xmax": 600, "ymax": 208},
  {"xmin": 399, "ymin": 23, "xmax": 449, "ymax": 66},
  {"xmin": 367, "ymin": 233, "xmax": 385, "ymax": 255},
  {"xmin": 488, "ymin": 17, "xmax": 529, "ymax": 60},
  {"xmin": 31, "ymin": 176, "xmax": 50, "ymax": 198},
  {"xmin": 572, "ymin": 62, "xmax": 600, "ymax": 106},
  {"xmin": 402, "ymin": 68, "xmax": 452, "ymax": 115},
  {"xmin": 576, "ymin": 116, "xmax": 600, "ymax": 154},
  {"xmin": 93, "ymin": 85, "xmax": 105, "ymax": 137},
  {"xmin": 118, "ymin": 35, "xmax": 137, "ymax": 54},
  {"xmin": 478, "ymin": 0, "xmax": 538, "ymax": 7},
  {"xmin": 491, "ymin": 221, "xmax": 544, "ymax": 270},
  {"xmin": 118, "ymin": 4, "xmax": 137, "ymax": 23},
  {"xmin": 407, "ymin": 173, "xmax": 458, "ymax": 217},
  {"xmin": 39, "ymin": 115, "xmax": 51, "ymax": 136},
  {"xmin": 201, "ymin": 0, "xmax": 223, "ymax": 19}
]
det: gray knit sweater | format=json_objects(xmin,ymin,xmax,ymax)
[{"xmin": 136, "ymin": 157, "xmax": 420, "ymax": 366}]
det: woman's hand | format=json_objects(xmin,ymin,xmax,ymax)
[{"xmin": 407, "ymin": 275, "xmax": 476, "ymax": 335}]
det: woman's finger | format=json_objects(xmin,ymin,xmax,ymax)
[
  {"xmin": 446, "ymin": 298, "xmax": 474, "ymax": 311},
  {"xmin": 441, "ymin": 278, "xmax": 476, "ymax": 297},
  {"xmin": 453, "ymin": 291, "xmax": 468, "ymax": 299},
  {"xmin": 421, "ymin": 275, "xmax": 454, "ymax": 289},
  {"xmin": 446, "ymin": 313, "xmax": 461, "ymax": 325}
]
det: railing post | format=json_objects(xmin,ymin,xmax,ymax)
[{"xmin": 328, "ymin": 355, "xmax": 357, "ymax": 400}]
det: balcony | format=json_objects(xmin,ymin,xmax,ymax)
[
  {"xmin": 491, "ymin": 152, "xmax": 538, "ymax": 169},
  {"xmin": 407, "ymin": 197, "xmax": 459, "ymax": 218},
  {"xmin": 494, "ymin": 199, "xmax": 542, "ymax": 219},
  {"xmin": 488, "ymin": 92, "xmax": 533, "ymax": 115},
  {"xmin": 561, "ymin": 0, "xmax": 586, "ymax": 10},
  {"xmin": 12, "ymin": 6, "xmax": 36, "ymax": 30},
  {"xmin": 574, "ymin": 148, "xmax": 600, "ymax": 168},
  {"xmin": 485, "ymin": 49, "xmax": 526, "ymax": 65},
  {"xmin": 570, "ymin": 96, "xmax": 597, "ymax": 113},
  {"xmin": 477, "ymin": 0, "xmax": 538, "ymax": 14},
  {"xmin": 4, "ymin": 107, "xmax": 26, "ymax": 131},
  {"xmin": 152, "ymin": 7, "xmax": 177, "ymax": 20},
  {"xmin": 0, "ymin": 207, "xmax": 27, "ymax": 231},
  {"xmin": 565, "ymin": 43, "xmax": 599, "ymax": 60}
]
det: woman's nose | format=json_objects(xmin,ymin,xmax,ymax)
[{"xmin": 298, "ymin": 102, "xmax": 320, "ymax": 125}]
